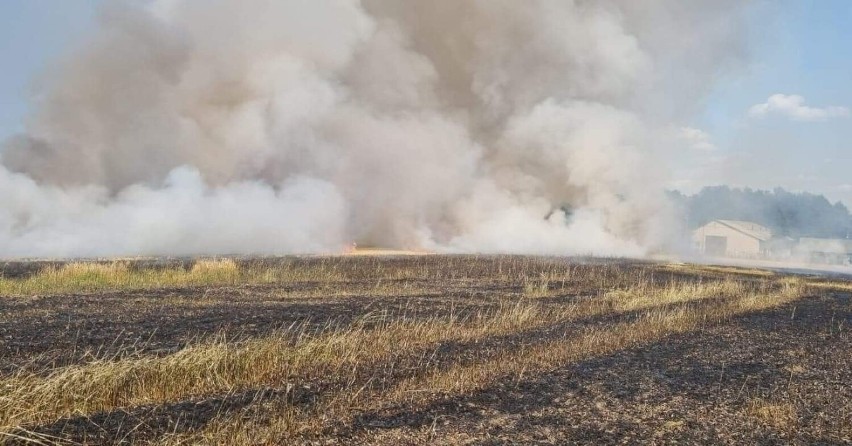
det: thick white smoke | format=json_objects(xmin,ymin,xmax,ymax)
[{"xmin": 0, "ymin": 0, "xmax": 749, "ymax": 258}]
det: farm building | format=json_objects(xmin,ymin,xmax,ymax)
[
  {"xmin": 693, "ymin": 220, "xmax": 772, "ymax": 258},
  {"xmin": 794, "ymin": 238, "xmax": 852, "ymax": 265}
]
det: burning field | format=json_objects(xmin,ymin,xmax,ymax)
[
  {"xmin": 0, "ymin": 256, "xmax": 848, "ymax": 445},
  {"xmin": 0, "ymin": 2, "xmax": 848, "ymax": 443}
]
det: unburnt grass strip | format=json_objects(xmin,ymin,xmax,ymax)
[{"xmin": 0, "ymin": 259, "xmax": 348, "ymax": 297}]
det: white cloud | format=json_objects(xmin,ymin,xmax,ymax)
[
  {"xmin": 749, "ymin": 94, "xmax": 849, "ymax": 121},
  {"xmin": 678, "ymin": 127, "xmax": 717, "ymax": 151}
]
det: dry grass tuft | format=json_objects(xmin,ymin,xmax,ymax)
[
  {"xmin": 664, "ymin": 263, "xmax": 776, "ymax": 278},
  {"xmin": 749, "ymin": 399, "xmax": 798, "ymax": 430},
  {"xmin": 0, "ymin": 259, "xmax": 347, "ymax": 296}
]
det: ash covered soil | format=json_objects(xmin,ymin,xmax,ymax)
[
  {"xmin": 0, "ymin": 256, "xmax": 849, "ymax": 445},
  {"xmin": 375, "ymin": 290, "xmax": 851, "ymax": 445}
]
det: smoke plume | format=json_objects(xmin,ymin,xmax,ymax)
[{"xmin": 0, "ymin": 0, "xmax": 749, "ymax": 258}]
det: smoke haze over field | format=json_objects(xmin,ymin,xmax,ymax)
[{"xmin": 0, "ymin": 0, "xmax": 750, "ymax": 258}]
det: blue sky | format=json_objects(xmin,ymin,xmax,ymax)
[
  {"xmin": 1, "ymin": 1, "xmax": 851, "ymax": 205},
  {"xmin": 689, "ymin": 0, "xmax": 852, "ymax": 205}
]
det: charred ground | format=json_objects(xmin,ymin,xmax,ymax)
[{"xmin": 0, "ymin": 256, "xmax": 849, "ymax": 445}]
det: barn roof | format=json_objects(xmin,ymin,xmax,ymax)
[{"xmin": 714, "ymin": 220, "xmax": 773, "ymax": 241}]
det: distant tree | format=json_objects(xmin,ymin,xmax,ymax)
[{"xmin": 670, "ymin": 187, "xmax": 852, "ymax": 239}]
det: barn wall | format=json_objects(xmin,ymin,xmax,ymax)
[{"xmin": 693, "ymin": 222, "xmax": 762, "ymax": 257}]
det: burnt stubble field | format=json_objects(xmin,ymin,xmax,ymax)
[{"xmin": 0, "ymin": 256, "xmax": 849, "ymax": 445}]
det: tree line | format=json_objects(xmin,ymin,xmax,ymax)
[{"xmin": 668, "ymin": 186, "xmax": 852, "ymax": 239}]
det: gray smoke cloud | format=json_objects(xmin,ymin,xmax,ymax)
[{"xmin": 0, "ymin": 0, "xmax": 750, "ymax": 258}]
